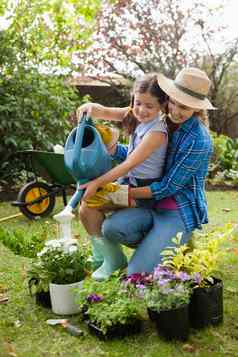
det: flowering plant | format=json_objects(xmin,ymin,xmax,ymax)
[
  {"xmin": 131, "ymin": 266, "xmax": 193, "ymax": 312},
  {"xmin": 27, "ymin": 241, "xmax": 89, "ymax": 292},
  {"xmin": 75, "ymin": 274, "xmax": 144, "ymax": 335},
  {"xmin": 161, "ymin": 224, "xmax": 234, "ymax": 288}
]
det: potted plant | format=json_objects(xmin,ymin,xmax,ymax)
[
  {"xmin": 27, "ymin": 260, "xmax": 52, "ymax": 309},
  {"xmin": 75, "ymin": 274, "xmax": 144, "ymax": 339},
  {"xmin": 161, "ymin": 224, "xmax": 234, "ymax": 329},
  {"xmin": 138, "ymin": 266, "xmax": 192, "ymax": 341},
  {"xmin": 27, "ymin": 240, "xmax": 89, "ymax": 315}
]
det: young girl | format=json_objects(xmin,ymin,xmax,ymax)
[{"xmin": 79, "ymin": 73, "xmax": 169, "ymax": 209}]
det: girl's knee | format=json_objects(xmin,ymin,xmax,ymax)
[
  {"xmin": 79, "ymin": 202, "xmax": 96, "ymax": 221},
  {"xmin": 79, "ymin": 202, "xmax": 88, "ymax": 220}
]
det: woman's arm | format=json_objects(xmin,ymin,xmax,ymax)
[
  {"xmin": 149, "ymin": 136, "xmax": 213, "ymax": 201},
  {"xmin": 81, "ymin": 131, "xmax": 167, "ymax": 200},
  {"xmin": 111, "ymin": 144, "xmax": 128, "ymax": 163},
  {"xmin": 130, "ymin": 186, "xmax": 153, "ymax": 199},
  {"xmin": 76, "ymin": 102, "xmax": 129, "ymax": 122}
]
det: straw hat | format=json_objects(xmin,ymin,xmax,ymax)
[{"xmin": 157, "ymin": 68, "xmax": 216, "ymax": 110}]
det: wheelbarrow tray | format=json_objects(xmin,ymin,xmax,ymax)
[{"xmin": 19, "ymin": 150, "xmax": 75, "ymax": 185}]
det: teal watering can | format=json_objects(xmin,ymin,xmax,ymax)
[{"xmin": 64, "ymin": 113, "xmax": 112, "ymax": 209}]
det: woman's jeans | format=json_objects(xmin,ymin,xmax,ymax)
[{"xmin": 102, "ymin": 207, "xmax": 193, "ymax": 275}]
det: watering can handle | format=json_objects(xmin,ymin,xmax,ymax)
[
  {"xmin": 74, "ymin": 112, "xmax": 88, "ymax": 152},
  {"xmin": 74, "ymin": 111, "xmax": 94, "ymax": 161}
]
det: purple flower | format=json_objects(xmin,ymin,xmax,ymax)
[
  {"xmin": 176, "ymin": 271, "xmax": 191, "ymax": 282},
  {"xmin": 136, "ymin": 283, "xmax": 146, "ymax": 289},
  {"xmin": 87, "ymin": 294, "xmax": 103, "ymax": 303},
  {"xmin": 153, "ymin": 265, "xmax": 177, "ymax": 282},
  {"xmin": 124, "ymin": 273, "xmax": 152, "ymax": 286},
  {"xmin": 193, "ymin": 272, "xmax": 202, "ymax": 285},
  {"xmin": 157, "ymin": 278, "xmax": 170, "ymax": 286}
]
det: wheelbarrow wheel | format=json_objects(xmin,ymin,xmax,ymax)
[{"xmin": 17, "ymin": 181, "xmax": 55, "ymax": 219}]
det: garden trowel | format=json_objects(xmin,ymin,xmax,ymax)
[{"xmin": 46, "ymin": 319, "xmax": 84, "ymax": 336}]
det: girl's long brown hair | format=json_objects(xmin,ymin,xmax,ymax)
[{"xmin": 121, "ymin": 73, "xmax": 169, "ymax": 135}]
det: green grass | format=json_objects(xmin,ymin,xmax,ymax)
[{"xmin": 0, "ymin": 191, "xmax": 238, "ymax": 357}]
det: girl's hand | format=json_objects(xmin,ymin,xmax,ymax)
[
  {"xmin": 79, "ymin": 179, "xmax": 101, "ymax": 201},
  {"xmin": 76, "ymin": 103, "xmax": 93, "ymax": 122},
  {"xmin": 76, "ymin": 103, "xmax": 104, "ymax": 122}
]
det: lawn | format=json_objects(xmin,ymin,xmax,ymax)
[{"xmin": 0, "ymin": 191, "xmax": 238, "ymax": 357}]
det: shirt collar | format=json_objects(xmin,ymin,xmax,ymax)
[
  {"xmin": 135, "ymin": 115, "xmax": 161, "ymax": 138},
  {"xmin": 178, "ymin": 115, "xmax": 198, "ymax": 134}
]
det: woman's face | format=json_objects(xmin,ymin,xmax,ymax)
[
  {"xmin": 133, "ymin": 92, "xmax": 161, "ymax": 123},
  {"xmin": 168, "ymin": 98, "xmax": 196, "ymax": 124}
]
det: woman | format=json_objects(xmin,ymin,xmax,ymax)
[{"xmin": 78, "ymin": 67, "xmax": 215, "ymax": 280}]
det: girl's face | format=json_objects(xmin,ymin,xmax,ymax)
[
  {"xmin": 133, "ymin": 92, "xmax": 161, "ymax": 123},
  {"xmin": 168, "ymin": 98, "xmax": 196, "ymax": 124}
]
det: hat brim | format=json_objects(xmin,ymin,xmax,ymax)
[{"xmin": 157, "ymin": 73, "xmax": 216, "ymax": 110}]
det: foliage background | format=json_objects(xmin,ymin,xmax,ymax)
[
  {"xmin": 0, "ymin": 0, "xmax": 101, "ymax": 186},
  {"xmin": 1, "ymin": 0, "xmax": 238, "ymax": 188}
]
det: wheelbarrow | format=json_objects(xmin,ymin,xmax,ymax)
[
  {"xmin": 12, "ymin": 150, "xmax": 75, "ymax": 219},
  {"xmin": 12, "ymin": 113, "xmax": 113, "ymax": 220}
]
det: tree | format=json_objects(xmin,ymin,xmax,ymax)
[
  {"xmin": 78, "ymin": 0, "xmax": 238, "ymax": 137},
  {"xmin": 0, "ymin": 0, "xmax": 101, "ymax": 186},
  {"xmin": 195, "ymin": 17, "xmax": 238, "ymax": 136},
  {"xmin": 1, "ymin": 0, "xmax": 101, "ymax": 74}
]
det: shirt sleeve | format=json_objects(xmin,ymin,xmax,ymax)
[
  {"xmin": 111, "ymin": 144, "xmax": 128, "ymax": 163},
  {"xmin": 150, "ymin": 136, "xmax": 212, "ymax": 200}
]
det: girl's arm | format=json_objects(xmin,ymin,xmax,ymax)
[
  {"xmin": 81, "ymin": 131, "xmax": 167, "ymax": 200},
  {"xmin": 76, "ymin": 102, "xmax": 129, "ymax": 122}
]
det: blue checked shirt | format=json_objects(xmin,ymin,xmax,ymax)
[{"xmin": 112, "ymin": 116, "xmax": 213, "ymax": 232}]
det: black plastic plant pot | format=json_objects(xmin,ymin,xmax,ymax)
[
  {"xmin": 35, "ymin": 291, "xmax": 52, "ymax": 308},
  {"xmin": 189, "ymin": 278, "xmax": 223, "ymax": 329},
  {"xmin": 28, "ymin": 278, "xmax": 51, "ymax": 309},
  {"xmin": 147, "ymin": 307, "xmax": 157, "ymax": 321},
  {"xmin": 86, "ymin": 318, "xmax": 142, "ymax": 340},
  {"xmin": 148, "ymin": 305, "xmax": 190, "ymax": 341}
]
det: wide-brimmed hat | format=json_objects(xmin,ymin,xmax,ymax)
[{"xmin": 157, "ymin": 68, "xmax": 216, "ymax": 110}]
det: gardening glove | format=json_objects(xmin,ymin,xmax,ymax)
[
  {"xmin": 85, "ymin": 182, "xmax": 131, "ymax": 208},
  {"xmin": 95, "ymin": 124, "xmax": 119, "ymax": 155}
]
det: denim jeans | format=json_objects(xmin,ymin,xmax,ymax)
[{"xmin": 102, "ymin": 208, "xmax": 193, "ymax": 275}]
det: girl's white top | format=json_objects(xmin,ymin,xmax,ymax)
[{"xmin": 127, "ymin": 115, "xmax": 168, "ymax": 180}]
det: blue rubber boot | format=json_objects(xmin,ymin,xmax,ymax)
[
  {"xmin": 87, "ymin": 236, "xmax": 104, "ymax": 270},
  {"xmin": 92, "ymin": 239, "xmax": 127, "ymax": 281}
]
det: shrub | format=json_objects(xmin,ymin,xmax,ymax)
[{"xmin": 0, "ymin": 69, "xmax": 81, "ymax": 186}]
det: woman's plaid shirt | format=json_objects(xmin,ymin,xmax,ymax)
[{"xmin": 113, "ymin": 116, "xmax": 213, "ymax": 232}]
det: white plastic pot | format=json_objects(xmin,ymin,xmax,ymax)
[{"xmin": 49, "ymin": 280, "xmax": 83, "ymax": 315}]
